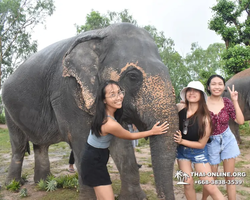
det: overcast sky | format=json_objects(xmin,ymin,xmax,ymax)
[{"xmin": 32, "ymin": 0, "xmax": 224, "ymax": 56}]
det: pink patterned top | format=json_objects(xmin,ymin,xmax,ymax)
[{"xmin": 210, "ymin": 97, "xmax": 236, "ymax": 135}]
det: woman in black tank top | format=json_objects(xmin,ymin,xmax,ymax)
[{"xmin": 174, "ymin": 81, "xmax": 225, "ymax": 200}]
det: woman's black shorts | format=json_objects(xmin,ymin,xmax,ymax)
[{"xmin": 81, "ymin": 143, "xmax": 111, "ymax": 187}]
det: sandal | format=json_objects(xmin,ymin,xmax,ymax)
[{"xmin": 68, "ymin": 168, "xmax": 75, "ymax": 173}]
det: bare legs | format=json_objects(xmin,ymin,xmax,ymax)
[
  {"xmin": 178, "ymin": 160, "xmax": 225, "ymax": 200},
  {"xmin": 202, "ymin": 158, "xmax": 236, "ymax": 200},
  {"xmin": 94, "ymin": 185, "xmax": 115, "ymax": 200},
  {"xmin": 224, "ymin": 158, "xmax": 236, "ymax": 200}
]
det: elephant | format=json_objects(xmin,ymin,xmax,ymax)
[
  {"xmin": 223, "ymin": 68, "xmax": 250, "ymax": 143},
  {"xmin": 2, "ymin": 23, "xmax": 178, "ymax": 199}
]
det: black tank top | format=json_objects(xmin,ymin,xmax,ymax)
[{"xmin": 179, "ymin": 108, "xmax": 199, "ymax": 142}]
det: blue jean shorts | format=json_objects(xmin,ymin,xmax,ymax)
[
  {"xmin": 207, "ymin": 127, "xmax": 240, "ymax": 165},
  {"xmin": 176, "ymin": 145, "xmax": 209, "ymax": 164}
]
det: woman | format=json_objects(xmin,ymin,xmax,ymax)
[
  {"xmin": 202, "ymin": 75, "xmax": 244, "ymax": 200},
  {"xmin": 81, "ymin": 80, "xmax": 169, "ymax": 200},
  {"xmin": 174, "ymin": 81, "xmax": 225, "ymax": 200}
]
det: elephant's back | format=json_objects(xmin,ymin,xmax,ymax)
[
  {"xmin": 2, "ymin": 36, "xmax": 76, "ymax": 98},
  {"xmin": 227, "ymin": 68, "xmax": 250, "ymax": 86}
]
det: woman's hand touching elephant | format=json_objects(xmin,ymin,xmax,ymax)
[
  {"xmin": 174, "ymin": 130, "xmax": 182, "ymax": 144},
  {"xmin": 227, "ymin": 85, "xmax": 238, "ymax": 102},
  {"xmin": 151, "ymin": 121, "xmax": 169, "ymax": 135}
]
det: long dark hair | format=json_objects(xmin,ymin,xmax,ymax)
[
  {"xmin": 206, "ymin": 74, "xmax": 225, "ymax": 95},
  {"xmin": 91, "ymin": 80, "xmax": 123, "ymax": 137},
  {"xmin": 185, "ymin": 90, "xmax": 212, "ymax": 139}
]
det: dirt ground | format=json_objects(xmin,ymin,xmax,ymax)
[{"xmin": 0, "ymin": 124, "xmax": 249, "ymax": 200}]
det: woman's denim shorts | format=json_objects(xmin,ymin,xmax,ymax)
[
  {"xmin": 207, "ymin": 127, "xmax": 240, "ymax": 165},
  {"xmin": 176, "ymin": 144, "xmax": 209, "ymax": 164}
]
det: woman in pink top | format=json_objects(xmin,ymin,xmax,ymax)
[{"xmin": 202, "ymin": 75, "xmax": 244, "ymax": 200}]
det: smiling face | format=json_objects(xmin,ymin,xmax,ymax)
[
  {"xmin": 208, "ymin": 77, "xmax": 225, "ymax": 97},
  {"xmin": 186, "ymin": 88, "xmax": 201, "ymax": 103},
  {"xmin": 104, "ymin": 84, "xmax": 124, "ymax": 110}
]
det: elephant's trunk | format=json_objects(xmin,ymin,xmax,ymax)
[
  {"xmin": 134, "ymin": 75, "xmax": 179, "ymax": 199},
  {"xmin": 150, "ymin": 132, "xmax": 177, "ymax": 199}
]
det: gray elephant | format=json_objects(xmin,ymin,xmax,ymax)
[
  {"xmin": 2, "ymin": 23, "xmax": 178, "ymax": 199},
  {"xmin": 223, "ymin": 68, "xmax": 250, "ymax": 143}
]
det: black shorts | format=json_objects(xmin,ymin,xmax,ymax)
[{"xmin": 81, "ymin": 143, "xmax": 111, "ymax": 187}]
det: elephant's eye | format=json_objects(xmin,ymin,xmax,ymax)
[{"xmin": 128, "ymin": 73, "xmax": 138, "ymax": 80}]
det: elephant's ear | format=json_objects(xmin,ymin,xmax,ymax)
[{"xmin": 62, "ymin": 30, "xmax": 107, "ymax": 113}]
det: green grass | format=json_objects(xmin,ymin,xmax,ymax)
[
  {"xmin": 218, "ymin": 186, "xmax": 227, "ymax": 195},
  {"xmin": 135, "ymin": 148, "xmax": 142, "ymax": 153},
  {"xmin": 235, "ymin": 160, "xmax": 250, "ymax": 168},
  {"xmin": 239, "ymin": 139, "xmax": 250, "ymax": 150},
  {"xmin": 112, "ymin": 179, "xmax": 121, "ymax": 196},
  {"xmin": 144, "ymin": 189, "xmax": 158, "ymax": 200},
  {"xmin": 237, "ymin": 190, "xmax": 250, "ymax": 196},
  {"xmin": 242, "ymin": 169, "xmax": 250, "ymax": 187},
  {"xmin": 138, "ymin": 138, "xmax": 149, "ymax": 146},
  {"xmin": 239, "ymin": 122, "xmax": 250, "ymax": 136},
  {"xmin": 140, "ymin": 171, "xmax": 155, "ymax": 185},
  {"xmin": 39, "ymin": 189, "xmax": 78, "ymax": 200},
  {"xmin": 0, "ymin": 129, "xmax": 11, "ymax": 153}
]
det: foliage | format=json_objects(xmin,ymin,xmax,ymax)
[
  {"xmin": 55, "ymin": 174, "xmax": 78, "ymax": 190},
  {"xmin": 209, "ymin": 0, "xmax": 250, "ymax": 75},
  {"xmin": 46, "ymin": 179, "xmax": 57, "ymax": 192},
  {"xmin": 76, "ymin": 9, "xmax": 137, "ymax": 33},
  {"xmin": 185, "ymin": 42, "xmax": 226, "ymax": 85},
  {"xmin": 138, "ymin": 138, "xmax": 149, "ymax": 147},
  {"xmin": 6, "ymin": 179, "xmax": 20, "ymax": 192},
  {"xmin": 144, "ymin": 25, "xmax": 191, "ymax": 100},
  {"xmin": 0, "ymin": 128, "xmax": 10, "ymax": 153},
  {"xmin": 37, "ymin": 179, "xmax": 47, "ymax": 191},
  {"xmin": 0, "ymin": 109, "xmax": 5, "ymax": 124},
  {"xmin": 21, "ymin": 173, "xmax": 28, "ymax": 182},
  {"xmin": 0, "ymin": 0, "xmax": 55, "ymax": 87},
  {"xmin": 37, "ymin": 173, "xmax": 79, "ymax": 192},
  {"xmin": 19, "ymin": 187, "xmax": 28, "ymax": 197},
  {"xmin": 239, "ymin": 121, "xmax": 250, "ymax": 136}
]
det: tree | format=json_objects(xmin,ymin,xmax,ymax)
[
  {"xmin": 209, "ymin": 0, "xmax": 250, "ymax": 75},
  {"xmin": 185, "ymin": 42, "xmax": 226, "ymax": 85},
  {"xmin": 144, "ymin": 25, "xmax": 191, "ymax": 99},
  {"xmin": 0, "ymin": 0, "xmax": 55, "ymax": 87},
  {"xmin": 76, "ymin": 9, "xmax": 137, "ymax": 33}
]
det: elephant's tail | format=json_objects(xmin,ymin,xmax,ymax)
[{"xmin": 26, "ymin": 141, "xmax": 30, "ymax": 155}]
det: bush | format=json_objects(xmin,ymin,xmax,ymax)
[
  {"xmin": 0, "ymin": 110, "xmax": 5, "ymax": 124},
  {"xmin": 6, "ymin": 180, "xmax": 20, "ymax": 192}
]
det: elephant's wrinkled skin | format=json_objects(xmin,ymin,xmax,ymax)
[
  {"xmin": 2, "ymin": 23, "xmax": 178, "ymax": 199},
  {"xmin": 223, "ymin": 68, "xmax": 250, "ymax": 143}
]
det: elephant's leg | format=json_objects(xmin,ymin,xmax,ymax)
[
  {"xmin": 109, "ymin": 137, "xmax": 146, "ymax": 200},
  {"xmin": 33, "ymin": 144, "xmax": 50, "ymax": 182},
  {"xmin": 5, "ymin": 112, "xmax": 28, "ymax": 185}
]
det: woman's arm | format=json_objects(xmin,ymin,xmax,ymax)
[
  {"xmin": 174, "ymin": 118, "xmax": 210, "ymax": 149},
  {"xmin": 101, "ymin": 119, "xmax": 169, "ymax": 140},
  {"xmin": 233, "ymin": 100, "xmax": 244, "ymax": 124},
  {"xmin": 227, "ymin": 85, "xmax": 244, "ymax": 124}
]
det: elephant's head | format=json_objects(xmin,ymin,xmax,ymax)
[{"xmin": 62, "ymin": 23, "xmax": 178, "ymax": 198}]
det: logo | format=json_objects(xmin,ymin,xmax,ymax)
[{"xmin": 174, "ymin": 170, "xmax": 190, "ymax": 185}]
